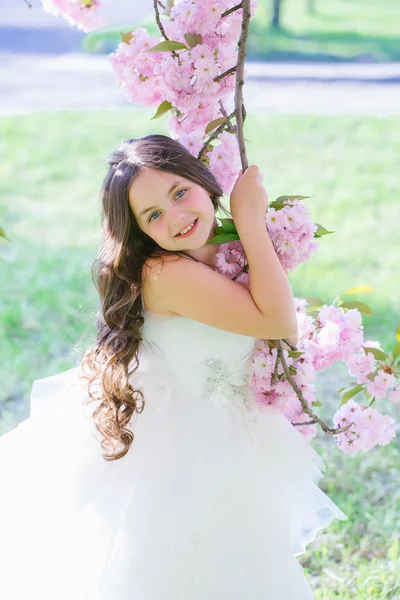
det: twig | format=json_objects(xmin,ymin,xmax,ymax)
[
  {"xmin": 214, "ymin": 66, "xmax": 237, "ymax": 82},
  {"xmin": 218, "ymin": 100, "xmax": 236, "ymax": 133},
  {"xmin": 197, "ymin": 110, "xmax": 237, "ymax": 160},
  {"xmin": 153, "ymin": 0, "xmax": 180, "ymax": 60},
  {"xmin": 222, "ymin": 2, "xmax": 243, "ymax": 18},
  {"xmin": 24, "ymin": 0, "xmax": 32, "ymax": 7}
]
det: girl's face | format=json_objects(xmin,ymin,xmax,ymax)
[{"xmin": 128, "ymin": 167, "xmax": 216, "ymax": 251}]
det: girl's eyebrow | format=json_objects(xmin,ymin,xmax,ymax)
[{"xmin": 138, "ymin": 180, "xmax": 183, "ymax": 219}]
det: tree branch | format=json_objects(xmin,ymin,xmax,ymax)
[
  {"xmin": 214, "ymin": 65, "xmax": 237, "ymax": 82},
  {"xmin": 229, "ymin": 0, "xmax": 352, "ymax": 437},
  {"xmin": 222, "ymin": 2, "xmax": 243, "ymax": 18},
  {"xmin": 153, "ymin": 0, "xmax": 180, "ymax": 60},
  {"xmin": 234, "ymin": 0, "xmax": 250, "ymax": 171},
  {"xmin": 198, "ymin": 110, "xmax": 237, "ymax": 160}
]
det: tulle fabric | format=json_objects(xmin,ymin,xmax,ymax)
[{"xmin": 0, "ymin": 307, "xmax": 347, "ymax": 599}]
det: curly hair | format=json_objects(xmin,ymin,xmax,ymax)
[{"xmin": 80, "ymin": 134, "xmax": 230, "ymax": 461}]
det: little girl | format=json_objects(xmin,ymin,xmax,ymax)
[{"xmin": 0, "ymin": 134, "xmax": 347, "ymax": 599}]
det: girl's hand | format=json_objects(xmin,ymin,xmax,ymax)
[{"xmin": 230, "ymin": 165, "xmax": 268, "ymax": 229}]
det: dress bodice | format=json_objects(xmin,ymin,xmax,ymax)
[{"xmin": 135, "ymin": 292, "xmax": 259, "ymax": 412}]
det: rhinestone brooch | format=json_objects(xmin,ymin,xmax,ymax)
[{"xmin": 204, "ymin": 357, "xmax": 249, "ymax": 409}]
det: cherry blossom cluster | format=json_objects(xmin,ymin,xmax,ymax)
[
  {"xmin": 247, "ymin": 299, "xmax": 399, "ymax": 453},
  {"xmin": 41, "ymin": 0, "xmax": 105, "ymax": 32},
  {"xmin": 215, "ymin": 198, "xmax": 319, "ymax": 278},
  {"xmin": 109, "ymin": 1, "xmax": 258, "ymax": 193}
]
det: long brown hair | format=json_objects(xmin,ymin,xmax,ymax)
[{"xmin": 80, "ymin": 134, "xmax": 230, "ymax": 461}]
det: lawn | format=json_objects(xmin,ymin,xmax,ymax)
[
  {"xmin": 0, "ymin": 109, "xmax": 399, "ymax": 598},
  {"xmin": 83, "ymin": 0, "xmax": 400, "ymax": 62},
  {"xmin": 249, "ymin": 0, "xmax": 400, "ymax": 62}
]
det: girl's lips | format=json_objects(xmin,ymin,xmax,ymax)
[{"xmin": 175, "ymin": 218, "xmax": 199, "ymax": 238}]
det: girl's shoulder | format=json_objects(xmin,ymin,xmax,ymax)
[{"xmin": 141, "ymin": 252, "xmax": 188, "ymax": 316}]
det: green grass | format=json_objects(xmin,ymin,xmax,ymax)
[
  {"xmin": 249, "ymin": 0, "xmax": 400, "ymax": 62},
  {"xmin": 83, "ymin": 0, "xmax": 400, "ymax": 62},
  {"xmin": 0, "ymin": 109, "xmax": 399, "ymax": 598}
]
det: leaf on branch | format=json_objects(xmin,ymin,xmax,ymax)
[
  {"xmin": 146, "ymin": 40, "xmax": 188, "ymax": 52},
  {"xmin": 0, "ymin": 227, "xmax": 10, "ymax": 242},
  {"xmin": 150, "ymin": 100, "xmax": 173, "ymax": 120},
  {"xmin": 342, "ymin": 285, "xmax": 375, "ymax": 295},
  {"xmin": 392, "ymin": 343, "xmax": 400, "ymax": 361},
  {"xmin": 364, "ymin": 389, "xmax": 373, "ymax": 401},
  {"xmin": 219, "ymin": 218, "xmax": 238, "ymax": 235},
  {"xmin": 121, "ymin": 31, "xmax": 134, "ymax": 44},
  {"xmin": 275, "ymin": 195, "xmax": 311, "ymax": 203},
  {"xmin": 205, "ymin": 116, "xmax": 228, "ymax": 134},
  {"xmin": 340, "ymin": 301, "xmax": 374, "ymax": 317},
  {"xmin": 304, "ymin": 297, "xmax": 325, "ymax": 310},
  {"xmin": 340, "ymin": 383, "xmax": 365, "ymax": 406},
  {"xmin": 362, "ymin": 346, "xmax": 387, "ymax": 361},
  {"xmin": 269, "ymin": 195, "xmax": 310, "ymax": 211},
  {"xmin": 314, "ymin": 223, "xmax": 335, "ymax": 238},
  {"xmin": 312, "ymin": 400, "xmax": 323, "ymax": 407},
  {"xmin": 397, "ymin": 324, "xmax": 400, "ymax": 343},
  {"xmin": 183, "ymin": 32, "xmax": 203, "ymax": 48},
  {"xmin": 205, "ymin": 233, "xmax": 241, "ymax": 245}
]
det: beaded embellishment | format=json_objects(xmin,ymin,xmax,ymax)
[{"xmin": 204, "ymin": 357, "xmax": 250, "ymax": 409}]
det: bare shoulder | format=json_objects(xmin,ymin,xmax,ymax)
[
  {"xmin": 142, "ymin": 253, "xmax": 296, "ymax": 339},
  {"xmin": 141, "ymin": 252, "xmax": 182, "ymax": 315}
]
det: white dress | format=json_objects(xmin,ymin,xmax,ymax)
[{"xmin": 0, "ymin": 293, "xmax": 348, "ymax": 599}]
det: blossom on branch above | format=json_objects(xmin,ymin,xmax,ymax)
[{"xmin": 41, "ymin": 0, "xmax": 105, "ymax": 32}]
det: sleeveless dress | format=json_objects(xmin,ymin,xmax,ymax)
[{"xmin": 0, "ymin": 291, "xmax": 348, "ymax": 600}]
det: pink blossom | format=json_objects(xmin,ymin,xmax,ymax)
[
  {"xmin": 389, "ymin": 386, "xmax": 400, "ymax": 403},
  {"xmin": 366, "ymin": 369, "xmax": 396, "ymax": 399},
  {"xmin": 41, "ymin": 0, "xmax": 105, "ymax": 31}
]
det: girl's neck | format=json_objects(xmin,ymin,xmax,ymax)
[
  {"xmin": 180, "ymin": 244, "xmax": 219, "ymax": 270},
  {"xmin": 179, "ymin": 216, "xmax": 219, "ymax": 270}
]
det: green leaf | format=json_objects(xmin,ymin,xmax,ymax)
[
  {"xmin": 397, "ymin": 324, "xmax": 400, "ymax": 343},
  {"xmin": 312, "ymin": 400, "xmax": 323, "ymax": 407},
  {"xmin": 393, "ymin": 343, "xmax": 400, "ymax": 361},
  {"xmin": 275, "ymin": 195, "xmax": 311, "ymax": 203},
  {"xmin": 146, "ymin": 40, "xmax": 188, "ymax": 52},
  {"xmin": 219, "ymin": 218, "xmax": 238, "ymax": 235},
  {"xmin": 205, "ymin": 233, "xmax": 240, "ymax": 245},
  {"xmin": 340, "ymin": 383, "xmax": 365, "ymax": 406},
  {"xmin": 363, "ymin": 345, "xmax": 387, "ymax": 361},
  {"xmin": 342, "ymin": 285, "xmax": 375, "ymax": 295},
  {"xmin": 304, "ymin": 296, "xmax": 325, "ymax": 310},
  {"xmin": 388, "ymin": 535, "xmax": 399, "ymax": 563},
  {"xmin": 213, "ymin": 226, "xmax": 225, "ymax": 235},
  {"xmin": 364, "ymin": 388, "xmax": 373, "ymax": 401},
  {"xmin": 204, "ymin": 116, "xmax": 228, "ymax": 134},
  {"xmin": 150, "ymin": 100, "xmax": 173, "ymax": 120},
  {"xmin": 183, "ymin": 32, "xmax": 203, "ymax": 48},
  {"xmin": 0, "ymin": 227, "xmax": 10, "ymax": 242},
  {"xmin": 314, "ymin": 223, "xmax": 335, "ymax": 238},
  {"xmin": 288, "ymin": 350, "xmax": 305, "ymax": 359},
  {"xmin": 341, "ymin": 301, "xmax": 374, "ymax": 316},
  {"xmin": 336, "ymin": 387, "xmax": 346, "ymax": 394}
]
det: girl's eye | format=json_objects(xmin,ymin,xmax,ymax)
[{"xmin": 148, "ymin": 189, "xmax": 187, "ymax": 222}]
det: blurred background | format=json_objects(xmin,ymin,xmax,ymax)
[{"xmin": 0, "ymin": 2, "xmax": 399, "ymax": 597}]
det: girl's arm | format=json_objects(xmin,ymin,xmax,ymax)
[{"xmin": 237, "ymin": 269, "xmax": 298, "ymax": 347}]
